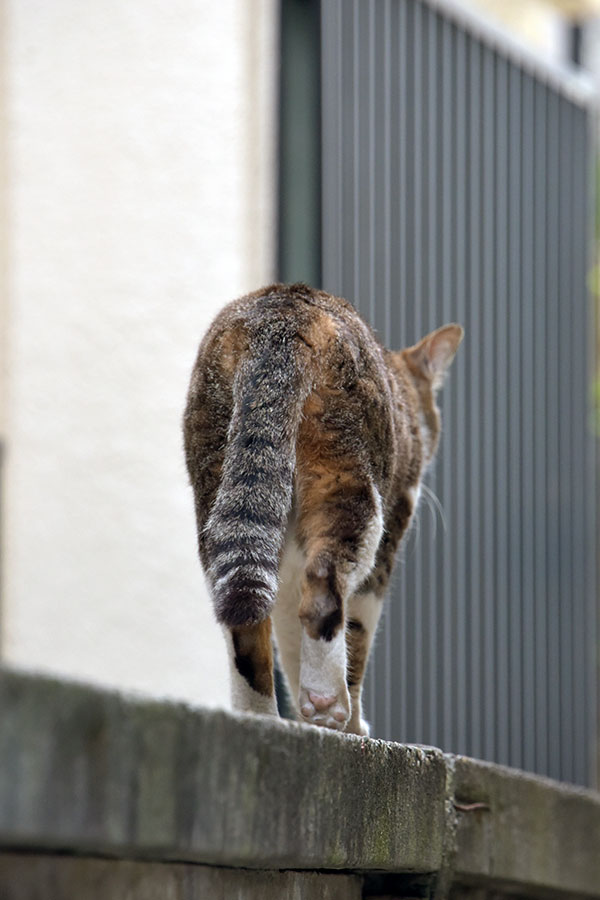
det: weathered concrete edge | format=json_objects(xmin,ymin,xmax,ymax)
[
  {"xmin": 1, "ymin": 668, "xmax": 599, "ymax": 899},
  {"xmin": 0, "ymin": 854, "xmax": 364, "ymax": 900},
  {"xmin": 0, "ymin": 668, "xmax": 446, "ymax": 874},
  {"xmin": 448, "ymin": 753, "xmax": 600, "ymax": 898}
]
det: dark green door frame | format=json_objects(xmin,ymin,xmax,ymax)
[{"xmin": 277, "ymin": 0, "xmax": 322, "ymax": 287}]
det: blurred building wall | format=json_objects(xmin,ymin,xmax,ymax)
[
  {"xmin": 465, "ymin": 0, "xmax": 565, "ymax": 57},
  {"xmin": 1, "ymin": 0, "xmax": 278, "ymax": 706}
]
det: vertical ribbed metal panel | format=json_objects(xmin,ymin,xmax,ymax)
[{"xmin": 321, "ymin": 0, "xmax": 597, "ymax": 786}]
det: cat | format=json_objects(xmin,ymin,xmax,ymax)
[{"xmin": 183, "ymin": 283, "xmax": 463, "ymax": 735}]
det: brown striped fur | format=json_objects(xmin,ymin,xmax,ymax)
[{"xmin": 183, "ymin": 283, "xmax": 462, "ymax": 732}]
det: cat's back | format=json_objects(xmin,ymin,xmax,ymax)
[{"xmin": 195, "ymin": 282, "xmax": 387, "ymax": 387}]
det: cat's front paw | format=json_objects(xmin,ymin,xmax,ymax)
[{"xmin": 298, "ymin": 686, "xmax": 351, "ymax": 731}]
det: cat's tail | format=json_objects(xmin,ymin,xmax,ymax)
[{"xmin": 203, "ymin": 318, "xmax": 311, "ymax": 628}]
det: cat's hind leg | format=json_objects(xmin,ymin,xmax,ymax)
[
  {"xmin": 345, "ymin": 591, "xmax": 384, "ymax": 735},
  {"xmin": 270, "ymin": 530, "xmax": 305, "ymax": 715},
  {"xmin": 295, "ymin": 471, "xmax": 383, "ymax": 731},
  {"xmin": 225, "ymin": 619, "xmax": 278, "ymax": 716}
]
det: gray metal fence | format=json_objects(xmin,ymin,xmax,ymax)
[{"xmin": 314, "ymin": 0, "xmax": 598, "ymax": 787}]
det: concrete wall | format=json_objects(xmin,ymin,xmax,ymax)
[
  {"xmin": 1, "ymin": 670, "xmax": 599, "ymax": 899},
  {"xmin": 1, "ymin": 0, "xmax": 278, "ymax": 706},
  {"xmin": 0, "ymin": 857, "xmax": 363, "ymax": 900}
]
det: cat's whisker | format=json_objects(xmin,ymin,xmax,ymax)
[
  {"xmin": 421, "ymin": 482, "xmax": 447, "ymax": 536},
  {"xmin": 419, "ymin": 487, "xmax": 436, "ymax": 543}
]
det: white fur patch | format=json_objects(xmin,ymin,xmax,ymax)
[
  {"xmin": 213, "ymin": 566, "xmax": 278, "ymax": 594},
  {"xmin": 299, "ymin": 627, "xmax": 350, "ymax": 729},
  {"xmin": 271, "ymin": 532, "xmax": 305, "ymax": 704},
  {"xmin": 347, "ymin": 590, "xmax": 383, "ymax": 637},
  {"xmin": 223, "ymin": 627, "xmax": 278, "ymax": 717},
  {"xmin": 407, "ymin": 483, "xmax": 422, "ymax": 513},
  {"xmin": 300, "ymin": 626, "xmax": 347, "ymax": 694},
  {"xmin": 346, "ymin": 488, "xmax": 384, "ymax": 595}
]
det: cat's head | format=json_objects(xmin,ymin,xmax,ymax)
[{"xmin": 399, "ymin": 324, "xmax": 464, "ymax": 464}]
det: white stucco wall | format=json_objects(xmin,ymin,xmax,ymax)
[
  {"xmin": 2, "ymin": 0, "xmax": 277, "ymax": 707},
  {"xmin": 465, "ymin": 0, "xmax": 564, "ymax": 59}
]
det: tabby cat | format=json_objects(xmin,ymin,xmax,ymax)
[{"xmin": 183, "ymin": 283, "xmax": 462, "ymax": 735}]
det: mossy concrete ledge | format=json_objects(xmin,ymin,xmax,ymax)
[
  {"xmin": 0, "ymin": 668, "xmax": 599, "ymax": 900},
  {"xmin": 0, "ymin": 668, "xmax": 445, "ymax": 873}
]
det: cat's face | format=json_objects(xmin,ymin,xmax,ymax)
[{"xmin": 399, "ymin": 324, "xmax": 464, "ymax": 466}]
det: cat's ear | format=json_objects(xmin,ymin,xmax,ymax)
[{"xmin": 403, "ymin": 324, "xmax": 464, "ymax": 390}]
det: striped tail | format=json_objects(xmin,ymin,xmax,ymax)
[{"xmin": 204, "ymin": 326, "xmax": 309, "ymax": 627}]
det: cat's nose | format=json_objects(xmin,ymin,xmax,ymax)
[{"xmin": 308, "ymin": 691, "xmax": 337, "ymax": 712}]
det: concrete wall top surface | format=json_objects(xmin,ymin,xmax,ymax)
[{"xmin": 1, "ymin": 668, "xmax": 599, "ymax": 899}]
